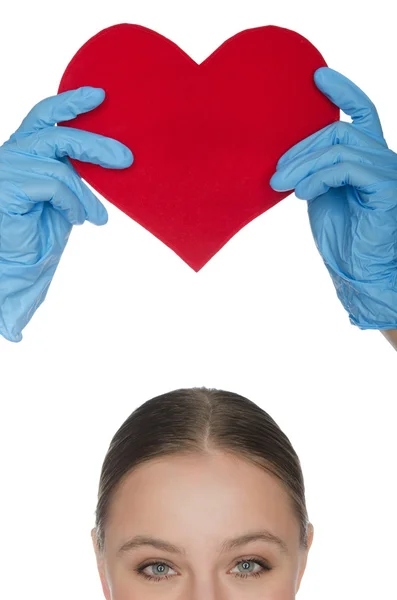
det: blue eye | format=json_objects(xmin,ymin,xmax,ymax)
[
  {"xmin": 136, "ymin": 562, "xmax": 177, "ymax": 582},
  {"xmin": 230, "ymin": 557, "xmax": 271, "ymax": 579}
]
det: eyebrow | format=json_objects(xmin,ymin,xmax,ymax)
[{"xmin": 118, "ymin": 529, "xmax": 289, "ymax": 556}]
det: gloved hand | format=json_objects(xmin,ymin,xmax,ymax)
[
  {"xmin": 270, "ymin": 67, "xmax": 397, "ymax": 330},
  {"xmin": 0, "ymin": 87, "xmax": 133, "ymax": 343}
]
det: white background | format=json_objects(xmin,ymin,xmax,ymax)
[{"xmin": 0, "ymin": 1, "xmax": 396, "ymax": 598}]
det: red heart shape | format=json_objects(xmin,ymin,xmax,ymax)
[{"xmin": 58, "ymin": 24, "xmax": 339, "ymax": 271}]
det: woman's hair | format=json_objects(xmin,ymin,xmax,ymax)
[{"xmin": 95, "ymin": 388, "xmax": 309, "ymax": 552}]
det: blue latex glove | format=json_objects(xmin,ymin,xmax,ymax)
[
  {"xmin": 0, "ymin": 87, "xmax": 133, "ymax": 343},
  {"xmin": 270, "ymin": 67, "xmax": 397, "ymax": 330}
]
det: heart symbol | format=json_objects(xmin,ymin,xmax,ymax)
[{"xmin": 58, "ymin": 24, "xmax": 339, "ymax": 271}]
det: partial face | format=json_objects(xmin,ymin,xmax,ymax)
[{"xmin": 93, "ymin": 451, "xmax": 313, "ymax": 599}]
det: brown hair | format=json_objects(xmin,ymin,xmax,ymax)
[{"xmin": 95, "ymin": 387, "xmax": 309, "ymax": 552}]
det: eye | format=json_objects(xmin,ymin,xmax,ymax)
[
  {"xmin": 230, "ymin": 557, "xmax": 272, "ymax": 579},
  {"xmin": 136, "ymin": 561, "xmax": 177, "ymax": 582}
]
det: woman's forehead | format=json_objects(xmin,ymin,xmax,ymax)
[{"xmin": 104, "ymin": 452, "xmax": 300, "ymax": 550}]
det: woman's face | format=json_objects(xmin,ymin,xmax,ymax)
[{"xmin": 93, "ymin": 451, "xmax": 313, "ymax": 599}]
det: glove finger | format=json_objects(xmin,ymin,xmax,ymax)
[
  {"xmin": 13, "ymin": 87, "xmax": 106, "ymax": 134},
  {"xmin": 19, "ymin": 177, "xmax": 87, "ymax": 225},
  {"xmin": 0, "ymin": 151, "xmax": 108, "ymax": 225},
  {"xmin": 270, "ymin": 144, "xmax": 397, "ymax": 192},
  {"xmin": 276, "ymin": 119, "xmax": 389, "ymax": 171},
  {"xmin": 10, "ymin": 173, "xmax": 105, "ymax": 226},
  {"xmin": 313, "ymin": 67, "xmax": 386, "ymax": 147},
  {"xmin": 56, "ymin": 156, "xmax": 109, "ymax": 225},
  {"xmin": 77, "ymin": 182, "xmax": 109, "ymax": 226},
  {"xmin": 13, "ymin": 126, "xmax": 134, "ymax": 169},
  {"xmin": 294, "ymin": 161, "xmax": 397, "ymax": 206}
]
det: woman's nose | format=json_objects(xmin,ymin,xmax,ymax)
[{"xmin": 183, "ymin": 577, "xmax": 230, "ymax": 600}]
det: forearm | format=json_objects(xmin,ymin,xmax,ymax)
[{"xmin": 380, "ymin": 329, "xmax": 397, "ymax": 352}]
